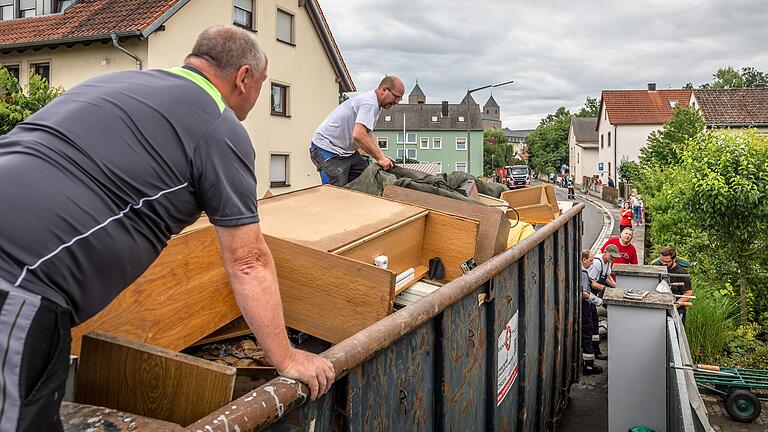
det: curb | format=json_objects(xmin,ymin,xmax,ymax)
[{"xmin": 579, "ymin": 193, "xmax": 615, "ymax": 252}]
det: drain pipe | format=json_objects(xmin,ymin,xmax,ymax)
[{"xmin": 110, "ymin": 33, "xmax": 142, "ymax": 70}]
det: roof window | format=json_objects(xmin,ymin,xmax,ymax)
[
  {"xmin": 669, "ymin": 100, "xmax": 678, "ymax": 107},
  {"xmin": 384, "ymin": 115, "xmax": 392, "ymax": 121}
]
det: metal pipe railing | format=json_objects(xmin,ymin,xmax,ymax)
[{"xmin": 188, "ymin": 203, "xmax": 585, "ymax": 431}]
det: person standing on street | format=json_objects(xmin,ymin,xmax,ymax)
[
  {"xmin": 659, "ymin": 246, "xmax": 693, "ymax": 323},
  {"xmin": 0, "ymin": 26, "xmax": 334, "ymax": 431},
  {"xmin": 310, "ymin": 76, "xmax": 404, "ymax": 186},
  {"xmin": 587, "ymin": 245, "xmax": 621, "ymax": 360},
  {"xmin": 580, "ymin": 250, "xmax": 604, "ymax": 374},
  {"xmin": 619, "ymin": 201, "xmax": 633, "ymax": 232},
  {"xmin": 566, "ymin": 171, "xmax": 575, "ymax": 199}
]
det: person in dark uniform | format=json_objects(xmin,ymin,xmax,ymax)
[
  {"xmin": 580, "ymin": 250, "xmax": 604, "ymax": 374},
  {"xmin": 659, "ymin": 246, "xmax": 693, "ymax": 323},
  {"xmin": 0, "ymin": 26, "xmax": 333, "ymax": 431}
]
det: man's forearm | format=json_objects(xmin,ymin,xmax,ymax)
[
  {"xmin": 223, "ymin": 245, "xmax": 293, "ymax": 371},
  {"xmin": 354, "ymin": 133, "xmax": 386, "ymax": 161}
]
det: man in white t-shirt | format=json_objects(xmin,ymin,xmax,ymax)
[
  {"xmin": 310, "ymin": 76, "xmax": 403, "ymax": 185},
  {"xmin": 586, "ymin": 244, "xmax": 620, "ymax": 360}
]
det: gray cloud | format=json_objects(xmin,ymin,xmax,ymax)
[{"xmin": 320, "ymin": 0, "xmax": 768, "ymax": 129}]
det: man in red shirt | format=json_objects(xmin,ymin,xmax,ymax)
[{"xmin": 601, "ymin": 227, "xmax": 638, "ymax": 279}]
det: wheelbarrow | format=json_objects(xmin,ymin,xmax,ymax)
[{"xmin": 686, "ymin": 364, "xmax": 768, "ymax": 423}]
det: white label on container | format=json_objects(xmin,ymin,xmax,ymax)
[{"xmin": 497, "ymin": 311, "xmax": 519, "ymax": 406}]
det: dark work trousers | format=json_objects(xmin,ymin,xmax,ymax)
[
  {"xmin": 0, "ymin": 279, "xmax": 72, "ymax": 432},
  {"xmin": 581, "ymin": 299, "xmax": 595, "ymax": 361},
  {"xmin": 568, "ymin": 186, "xmax": 575, "ymax": 199},
  {"xmin": 309, "ymin": 145, "xmax": 369, "ymax": 186},
  {"xmin": 590, "ymin": 303, "xmax": 601, "ymax": 354}
]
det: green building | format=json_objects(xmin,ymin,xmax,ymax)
[{"xmin": 374, "ymin": 83, "xmax": 484, "ymax": 176}]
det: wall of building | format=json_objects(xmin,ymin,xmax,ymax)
[
  {"xmin": 576, "ymin": 146, "xmax": 599, "ymax": 182},
  {"xmin": 2, "ymin": 0, "xmax": 344, "ymax": 197},
  {"xmin": 0, "ymin": 39, "xmax": 147, "ymax": 90},
  {"xmin": 376, "ymin": 129, "xmax": 484, "ymax": 176},
  {"xmin": 148, "ymin": 0, "xmax": 342, "ymax": 196}
]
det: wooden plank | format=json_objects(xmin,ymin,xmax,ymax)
[
  {"xmin": 421, "ymin": 212, "xmax": 479, "ymax": 281},
  {"xmin": 190, "ymin": 316, "xmax": 252, "ymax": 347},
  {"xmin": 382, "ymin": 185, "xmax": 509, "ymax": 263},
  {"xmin": 71, "ymin": 225, "xmax": 240, "ymax": 355},
  {"xmin": 258, "ymin": 185, "xmax": 425, "ymax": 252},
  {"xmin": 75, "ymin": 332, "xmax": 236, "ymax": 427},
  {"xmin": 265, "ymin": 235, "xmax": 394, "ymax": 343},
  {"xmin": 338, "ymin": 216, "xmax": 425, "ymax": 275},
  {"xmin": 507, "ymin": 203, "xmax": 558, "ymax": 225},
  {"xmin": 393, "ymin": 265, "xmax": 429, "ymax": 294}
]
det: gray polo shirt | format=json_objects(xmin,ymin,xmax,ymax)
[
  {"xmin": 311, "ymin": 90, "xmax": 380, "ymax": 156},
  {"xmin": 0, "ymin": 67, "xmax": 259, "ymax": 323}
]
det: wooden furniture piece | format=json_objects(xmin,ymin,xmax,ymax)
[
  {"xmin": 499, "ymin": 184, "xmax": 560, "ymax": 225},
  {"xmin": 71, "ymin": 224, "xmax": 239, "ymax": 355},
  {"xmin": 382, "ymin": 185, "xmax": 509, "ymax": 263},
  {"xmin": 258, "ymin": 186, "xmax": 479, "ymax": 343},
  {"xmin": 75, "ymin": 332, "xmax": 237, "ymax": 426}
]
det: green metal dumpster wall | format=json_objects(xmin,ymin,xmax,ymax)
[{"xmin": 189, "ymin": 204, "xmax": 584, "ymax": 432}]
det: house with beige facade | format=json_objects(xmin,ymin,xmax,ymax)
[
  {"xmin": 0, "ymin": 0, "xmax": 354, "ymax": 196},
  {"xmin": 596, "ymin": 84, "xmax": 691, "ymax": 181},
  {"xmin": 689, "ymin": 87, "xmax": 768, "ymax": 133},
  {"xmin": 567, "ymin": 116, "xmax": 598, "ymax": 183}
]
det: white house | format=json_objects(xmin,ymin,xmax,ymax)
[
  {"xmin": 596, "ymin": 84, "xmax": 691, "ymax": 181},
  {"xmin": 567, "ymin": 116, "xmax": 598, "ymax": 183}
]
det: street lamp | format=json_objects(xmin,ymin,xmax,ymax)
[{"xmin": 465, "ymin": 79, "xmax": 514, "ymax": 173}]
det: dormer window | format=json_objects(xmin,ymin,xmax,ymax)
[{"xmin": 384, "ymin": 115, "xmax": 392, "ymax": 122}]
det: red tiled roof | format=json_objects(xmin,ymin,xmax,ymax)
[
  {"xmin": 0, "ymin": 0, "xmax": 180, "ymax": 48},
  {"xmin": 600, "ymin": 89, "xmax": 692, "ymax": 126},
  {"xmin": 693, "ymin": 88, "xmax": 768, "ymax": 127}
]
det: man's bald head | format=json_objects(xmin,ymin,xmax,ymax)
[{"xmin": 187, "ymin": 25, "xmax": 267, "ymax": 78}]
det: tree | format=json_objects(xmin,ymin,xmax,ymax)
[
  {"xmin": 698, "ymin": 66, "xmax": 768, "ymax": 89},
  {"xmin": 339, "ymin": 93, "xmax": 349, "ymax": 104},
  {"xmin": 525, "ymin": 107, "xmax": 570, "ymax": 175},
  {"xmin": 576, "ymin": 96, "xmax": 599, "ymax": 117},
  {"xmin": 677, "ymin": 130, "xmax": 768, "ymax": 324},
  {"xmin": 1, "ymin": 67, "xmax": 62, "ymax": 134},
  {"xmin": 740, "ymin": 67, "xmax": 768, "ymax": 87},
  {"xmin": 617, "ymin": 160, "xmax": 640, "ymax": 184},
  {"xmin": 483, "ymin": 128, "xmax": 516, "ymax": 176},
  {"xmin": 640, "ymin": 106, "xmax": 705, "ymax": 168},
  {"xmin": 709, "ymin": 66, "xmax": 744, "ymax": 89}
]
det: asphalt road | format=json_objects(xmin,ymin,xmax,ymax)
[{"xmin": 546, "ymin": 182, "xmax": 604, "ymax": 250}]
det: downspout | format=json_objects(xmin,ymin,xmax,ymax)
[
  {"xmin": 614, "ymin": 125, "xmax": 618, "ymax": 184},
  {"xmin": 111, "ymin": 33, "xmax": 142, "ymax": 70}
]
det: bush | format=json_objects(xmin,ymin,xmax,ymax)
[
  {"xmin": 0, "ymin": 67, "xmax": 62, "ymax": 134},
  {"xmin": 685, "ymin": 289, "xmax": 739, "ymax": 365},
  {"xmin": 725, "ymin": 324, "xmax": 768, "ymax": 369}
]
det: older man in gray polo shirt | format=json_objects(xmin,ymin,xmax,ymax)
[{"xmin": 310, "ymin": 76, "xmax": 404, "ymax": 185}]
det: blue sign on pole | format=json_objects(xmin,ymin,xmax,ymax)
[{"xmin": 598, "ymin": 162, "xmax": 604, "ymax": 172}]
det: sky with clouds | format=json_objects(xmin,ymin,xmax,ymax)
[{"xmin": 319, "ymin": 0, "xmax": 768, "ymax": 129}]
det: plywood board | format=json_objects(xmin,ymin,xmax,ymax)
[
  {"xmin": 506, "ymin": 204, "xmax": 559, "ymax": 225},
  {"xmin": 501, "ymin": 185, "xmax": 560, "ymax": 224},
  {"xmin": 75, "ymin": 332, "xmax": 236, "ymax": 427},
  {"xmin": 258, "ymin": 185, "xmax": 426, "ymax": 252},
  {"xmin": 265, "ymin": 235, "xmax": 394, "ymax": 343},
  {"xmin": 339, "ymin": 215, "xmax": 425, "ymax": 275},
  {"xmin": 71, "ymin": 225, "xmax": 240, "ymax": 355},
  {"xmin": 421, "ymin": 212, "xmax": 479, "ymax": 281},
  {"xmin": 383, "ymin": 185, "xmax": 508, "ymax": 263}
]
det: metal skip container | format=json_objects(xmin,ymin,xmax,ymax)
[{"xmin": 186, "ymin": 203, "xmax": 585, "ymax": 432}]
